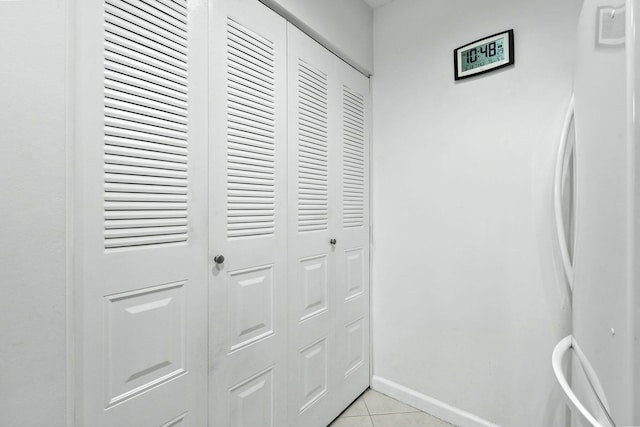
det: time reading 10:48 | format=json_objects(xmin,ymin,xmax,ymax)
[{"xmin": 462, "ymin": 39, "xmax": 505, "ymax": 72}]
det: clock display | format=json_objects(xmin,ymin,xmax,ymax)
[
  {"xmin": 454, "ymin": 30, "xmax": 514, "ymax": 80},
  {"xmin": 460, "ymin": 38, "xmax": 505, "ymax": 72}
]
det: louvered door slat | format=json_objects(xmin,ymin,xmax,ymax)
[
  {"xmin": 228, "ymin": 131, "xmax": 274, "ymax": 147},
  {"xmin": 105, "ymin": 109, "xmax": 187, "ymax": 134},
  {"xmin": 229, "ymin": 115, "xmax": 275, "ymax": 135},
  {"xmin": 105, "ymin": 42, "xmax": 187, "ymax": 81},
  {"xmin": 227, "ymin": 37, "xmax": 274, "ymax": 64},
  {"xmin": 155, "ymin": 0, "xmax": 187, "ymax": 18},
  {"xmin": 105, "ymin": 144, "xmax": 187, "ymax": 163},
  {"xmin": 109, "ymin": 0, "xmax": 186, "ymax": 36},
  {"xmin": 227, "ymin": 43, "xmax": 273, "ymax": 71},
  {"xmin": 106, "ymin": 130, "xmax": 187, "ymax": 150},
  {"xmin": 226, "ymin": 18, "xmax": 276, "ymax": 239},
  {"xmin": 138, "ymin": 0, "xmax": 186, "ymax": 24},
  {"xmin": 105, "ymin": 210, "xmax": 187, "ymax": 220},
  {"xmin": 228, "ymin": 68, "xmax": 275, "ymax": 94},
  {"xmin": 104, "ymin": 233, "xmax": 188, "ymax": 249},
  {"xmin": 105, "ymin": 62, "xmax": 187, "ymax": 97},
  {"xmin": 228, "ymin": 122, "xmax": 274, "ymax": 140},
  {"xmin": 105, "ymin": 1, "xmax": 187, "ymax": 46},
  {"xmin": 299, "ymin": 112, "xmax": 327, "ymax": 129},
  {"xmin": 104, "ymin": 0, "xmax": 189, "ymax": 250},
  {"xmin": 104, "ymin": 217, "xmax": 188, "ymax": 228},
  {"xmin": 105, "ymin": 182, "xmax": 187, "ymax": 194},
  {"xmin": 106, "ymin": 118, "xmax": 186, "ymax": 142},
  {"xmin": 105, "ymin": 89, "xmax": 187, "ymax": 119},
  {"xmin": 300, "ymin": 104, "xmax": 328, "ymax": 120},
  {"xmin": 300, "ymin": 151, "xmax": 328, "ymax": 164},
  {"xmin": 105, "ymin": 31, "xmax": 187, "ymax": 73},
  {"xmin": 300, "ymin": 146, "xmax": 327, "ymax": 158},
  {"xmin": 105, "ymin": 225, "xmax": 188, "ymax": 238},
  {"xmin": 296, "ymin": 59, "xmax": 329, "ymax": 233},
  {"xmin": 105, "ymin": 73, "xmax": 187, "ymax": 108},
  {"xmin": 105, "ymin": 200, "xmax": 188, "ymax": 210},
  {"xmin": 227, "ymin": 18, "xmax": 272, "ymax": 48},
  {"xmin": 105, "ymin": 81, "xmax": 187, "ymax": 113},
  {"xmin": 105, "ymin": 191, "xmax": 187, "ymax": 202},
  {"xmin": 227, "ymin": 210, "xmax": 274, "ymax": 217},
  {"xmin": 228, "ymin": 48, "xmax": 275, "ymax": 80},
  {"xmin": 105, "ymin": 51, "xmax": 187, "ymax": 90},
  {"xmin": 228, "ymin": 140, "xmax": 274, "ymax": 156},
  {"xmin": 105, "ymin": 2, "xmax": 188, "ymax": 53},
  {"xmin": 343, "ymin": 85, "xmax": 365, "ymax": 228},
  {"xmin": 104, "ymin": 20, "xmax": 186, "ymax": 64},
  {"xmin": 228, "ymin": 105, "xmax": 275, "ymax": 125},
  {"xmin": 226, "ymin": 23, "xmax": 273, "ymax": 52},
  {"xmin": 228, "ymin": 93, "xmax": 274, "ymax": 118}
]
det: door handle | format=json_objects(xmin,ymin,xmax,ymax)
[
  {"xmin": 214, "ymin": 255, "xmax": 225, "ymax": 264},
  {"xmin": 554, "ymin": 94, "xmax": 575, "ymax": 291},
  {"xmin": 330, "ymin": 239, "xmax": 337, "ymax": 246},
  {"xmin": 552, "ymin": 335, "xmax": 613, "ymax": 427}
]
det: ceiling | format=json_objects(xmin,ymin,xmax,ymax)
[{"xmin": 363, "ymin": 0, "xmax": 396, "ymax": 9}]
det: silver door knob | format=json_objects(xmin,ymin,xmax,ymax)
[
  {"xmin": 214, "ymin": 255, "xmax": 225, "ymax": 264},
  {"xmin": 330, "ymin": 239, "xmax": 337, "ymax": 246}
]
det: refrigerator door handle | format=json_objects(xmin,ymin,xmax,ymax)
[
  {"xmin": 554, "ymin": 94, "xmax": 575, "ymax": 291},
  {"xmin": 552, "ymin": 335, "xmax": 615, "ymax": 427}
]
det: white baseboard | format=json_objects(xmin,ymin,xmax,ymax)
[{"xmin": 370, "ymin": 376, "xmax": 502, "ymax": 427}]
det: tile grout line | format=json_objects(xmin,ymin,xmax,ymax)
[
  {"xmin": 362, "ymin": 389, "xmax": 371, "ymax": 415},
  {"xmin": 363, "ymin": 390, "xmax": 374, "ymax": 427},
  {"xmin": 369, "ymin": 410, "xmax": 421, "ymax": 416},
  {"xmin": 336, "ymin": 388, "xmax": 459, "ymax": 427}
]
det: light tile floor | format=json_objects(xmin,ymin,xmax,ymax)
[{"xmin": 328, "ymin": 389, "xmax": 458, "ymax": 427}]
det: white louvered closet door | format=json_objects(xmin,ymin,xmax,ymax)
[
  {"xmin": 286, "ymin": 24, "xmax": 371, "ymax": 427},
  {"xmin": 286, "ymin": 24, "xmax": 338, "ymax": 427},
  {"xmin": 332, "ymin": 55, "xmax": 371, "ymax": 415},
  {"xmin": 209, "ymin": 1, "xmax": 288, "ymax": 426},
  {"xmin": 75, "ymin": 0, "xmax": 209, "ymax": 426}
]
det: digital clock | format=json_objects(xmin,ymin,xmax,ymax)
[{"xmin": 454, "ymin": 30, "xmax": 515, "ymax": 80}]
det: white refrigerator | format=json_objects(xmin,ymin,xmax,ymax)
[{"xmin": 553, "ymin": 0, "xmax": 639, "ymax": 426}]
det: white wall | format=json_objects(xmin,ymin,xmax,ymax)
[
  {"xmin": 371, "ymin": 0, "xmax": 581, "ymax": 426},
  {"xmin": 259, "ymin": 0, "xmax": 373, "ymax": 74},
  {"xmin": 0, "ymin": 0, "xmax": 69, "ymax": 426}
]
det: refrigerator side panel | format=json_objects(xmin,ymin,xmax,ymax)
[
  {"xmin": 572, "ymin": 0, "xmax": 634, "ymax": 425},
  {"xmin": 630, "ymin": 0, "xmax": 640, "ymax": 423}
]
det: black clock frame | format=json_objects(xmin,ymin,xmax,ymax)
[{"xmin": 454, "ymin": 29, "xmax": 515, "ymax": 81}]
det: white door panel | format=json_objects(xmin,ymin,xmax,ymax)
[
  {"xmin": 287, "ymin": 24, "xmax": 339, "ymax": 427},
  {"xmin": 209, "ymin": 1, "xmax": 288, "ymax": 426},
  {"xmin": 77, "ymin": 1, "xmax": 369, "ymax": 425},
  {"xmin": 287, "ymin": 24, "xmax": 371, "ymax": 427},
  {"xmin": 75, "ymin": 0, "xmax": 209, "ymax": 425},
  {"xmin": 333, "ymin": 65, "xmax": 371, "ymax": 409}
]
